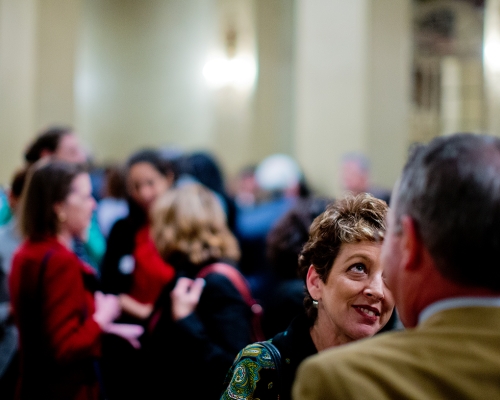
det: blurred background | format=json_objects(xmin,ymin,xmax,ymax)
[{"xmin": 0, "ymin": 0, "xmax": 498, "ymax": 197}]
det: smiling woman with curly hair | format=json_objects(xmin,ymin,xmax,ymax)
[{"xmin": 221, "ymin": 192, "xmax": 395, "ymax": 400}]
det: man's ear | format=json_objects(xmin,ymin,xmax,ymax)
[
  {"xmin": 400, "ymin": 215, "xmax": 423, "ymax": 271},
  {"xmin": 306, "ymin": 265, "xmax": 322, "ymax": 300}
]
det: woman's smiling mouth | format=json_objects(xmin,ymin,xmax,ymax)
[{"xmin": 352, "ymin": 305, "xmax": 380, "ymax": 320}]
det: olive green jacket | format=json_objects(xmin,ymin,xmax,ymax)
[{"xmin": 293, "ymin": 306, "xmax": 500, "ymax": 399}]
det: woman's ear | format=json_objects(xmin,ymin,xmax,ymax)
[
  {"xmin": 53, "ymin": 202, "xmax": 67, "ymax": 224},
  {"xmin": 306, "ymin": 265, "xmax": 322, "ymax": 301},
  {"xmin": 53, "ymin": 202, "xmax": 62, "ymax": 216}
]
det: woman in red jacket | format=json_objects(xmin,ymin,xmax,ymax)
[
  {"xmin": 100, "ymin": 149, "xmax": 176, "ymax": 319},
  {"xmin": 99, "ymin": 149, "xmax": 176, "ymax": 399},
  {"xmin": 9, "ymin": 160, "xmax": 140, "ymax": 400}
]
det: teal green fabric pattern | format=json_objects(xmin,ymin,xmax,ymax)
[
  {"xmin": 221, "ymin": 313, "xmax": 317, "ymax": 400},
  {"xmin": 221, "ymin": 341, "xmax": 279, "ymax": 400}
]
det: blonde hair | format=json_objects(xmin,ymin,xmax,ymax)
[{"xmin": 151, "ymin": 182, "xmax": 240, "ymax": 266}]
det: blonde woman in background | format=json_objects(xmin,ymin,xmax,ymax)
[{"xmin": 140, "ymin": 182, "xmax": 254, "ymax": 399}]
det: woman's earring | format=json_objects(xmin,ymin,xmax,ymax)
[{"xmin": 312, "ymin": 299, "xmax": 319, "ymax": 308}]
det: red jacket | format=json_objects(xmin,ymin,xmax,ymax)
[
  {"xmin": 129, "ymin": 225, "xmax": 175, "ymax": 304},
  {"xmin": 9, "ymin": 237, "xmax": 102, "ymax": 400}
]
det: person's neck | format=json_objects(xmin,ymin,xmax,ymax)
[
  {"xmin": 57, "ymin": 231, "xmax": 73, "ymax": 250},
  {"xmin": 406, "ymin": 269, "xmax": 500, "ymax": 328},
  {"xmin": 309, "ymin": 319, "xmax": 351, "ymax": 352}
]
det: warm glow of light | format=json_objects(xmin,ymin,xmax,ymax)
[
  {"xmin": 203, "ymin": 55, "xmax": 257, "ymax": 90},
  {"xmin": 484, "ymin": 41, "xmax": 500, "ymax": 72}
]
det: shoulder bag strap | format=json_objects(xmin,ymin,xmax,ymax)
[
  {"xmin": 197, "ymin": 262, "xmax": 266, "ymax": 342},
  {"xmin": 196, "ymin": 263, "xmax": 254, "ymax": 306},
  {"xmin": 259, "ymin": 340, "xmax": 282, "ymax": 397}
]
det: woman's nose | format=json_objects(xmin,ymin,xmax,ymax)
[
  {"xmin": 364, "ymin": 274, "xmax": 385, "ymax": 301},
  {"xmin": 139, "ymin": 186, "xmax": 152, "ymax": 202}
]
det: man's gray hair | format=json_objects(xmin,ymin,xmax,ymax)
[{"xmin": 394, "ymin": 133, "xmax": 500, "ymax": 290}]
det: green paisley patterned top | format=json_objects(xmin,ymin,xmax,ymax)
[
  {"xmin": 221, "ymin": 341, "xmax": 280, "ymax": 400},
  {"xmin": 221, "ymin": 313, "xmax": 316, "ymax": 400}
]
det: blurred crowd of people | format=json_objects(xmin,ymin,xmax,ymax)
[
  {"xmin": 0, "ymin": 125, "xmax": 395, "ymax": 399},
  {"xmin": 1, "ymin": 125, "xmax": 499, "ymax": 399}
]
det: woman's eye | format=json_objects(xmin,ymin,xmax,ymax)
[{"xmin": 349, "ymin": 263, "xmax": 367, "ymax": 274}]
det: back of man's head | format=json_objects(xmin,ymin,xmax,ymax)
[{"xmin": 394, "ymin": 133, "xmax": 500, "ymax": 291}]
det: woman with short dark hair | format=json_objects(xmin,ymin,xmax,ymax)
[{"xmin": 221, "ymin": 193, "xmax": 395, "ymax": 400}]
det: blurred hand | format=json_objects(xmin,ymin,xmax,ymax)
[
  {"xmin": 171, "ymin": 277, "xmax": 205, "ymax": 321},
  {"xmin": 106, "ymin": 323, "xmax": 144, "ymax": 349},
  {"xmin": 119, "ymin": 294, "xmax": 153, "ymax": 320},
  {"xmin": 93, "ymin": 291, "xmax": 121, "ymax": 330}
]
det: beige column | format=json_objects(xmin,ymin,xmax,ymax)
[
  {"xmin": 366, "ymin": 0, "xmax": 412, "ymax": 191},
  {"xmin": 36, "ymin": 0, "xmax": 82, "ymax": 130},
  {"xmin": 0, "ymin": 0, "xmax": 37, "ymax": 184},
  {"xmin": 484, "ymin": 0, "xmax": 500, "ymax": 137},
  {"xmin": 294, "ymin": 0, "xmax": 369, "ymax": 197},
  {"xmin": 251, "ymin": 0, "xmax": 295, "ymax": 161},
  {"xmin": 0, "ymin": 0, "xmax": 81, "ymax": 185},
  {"xmin": 293, "ymin": 0, "xmax": 411, "ymax": 197}
]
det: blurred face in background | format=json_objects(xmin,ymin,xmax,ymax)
[
  {"xmin": 56, "ymin": 173, "xmax": 96, "ymax": 240},
  {"xmin": 341, "ymin": 161, "xmax": 369, "ymax": 194},
  {"xmin": 53, "ymin": 133, "xmax": 87, "ymax": 164},
  {"xmin": 127, "ymin": 162, "xmax": 173, "ymax": 212}
]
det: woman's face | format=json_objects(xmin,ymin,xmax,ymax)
[
  {"xmin": 127, "ymin": 162, "xmax": 172, "ymax": 211},
  {"xmin": 307, "ymin": 241, "xmax": 394, "ymax": 344},
  {"xmin": 57, "ymin": 173, "xmax": 96, "ymax": 239},
  {"xmin": 55, "ymin": 133, "xmax": 87, "ymax": 164}
]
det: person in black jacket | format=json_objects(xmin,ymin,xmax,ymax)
[{"xmin": 142, "ymin": 182, "xmax": 253, "ymax": 399}]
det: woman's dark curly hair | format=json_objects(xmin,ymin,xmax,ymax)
[{"xmin": 298, "ymin": 193, "xmax": 387, "ymax": 322}]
